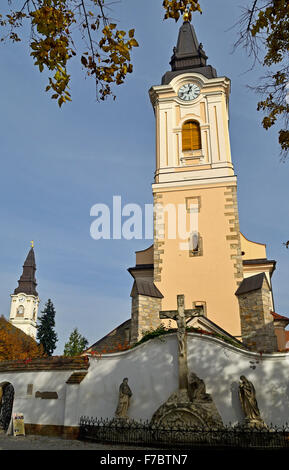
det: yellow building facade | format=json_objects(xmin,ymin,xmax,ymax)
[
  {"xmin": 89, "ymin": 19, "xmax": 286, "ymax": 356},
  {"xmin": 129, "ymin": 19, "xmax": 278, "ymax": 349}
]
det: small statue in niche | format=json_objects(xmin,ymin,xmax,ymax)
[
  {"xmin": 188, "ymin": 372, "xmax": 211, "ymax": 402},
  {"xmin": 115, "ymin": 378, "xmax": 132, "ymax": 420},
  {"xmin": 238, "ymin": 375, "xmax": 266, "ymax": 427}
]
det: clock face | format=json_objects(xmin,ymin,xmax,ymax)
[{"xmin": 178, "ymin": 83, "xmax": 200, "ymax": 101}]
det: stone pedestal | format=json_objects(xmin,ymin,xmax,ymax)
[{"xmin": 150, "ymin": 388, "xmax": 223, "ymax": 429}]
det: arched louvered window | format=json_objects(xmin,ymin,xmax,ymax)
[
  {"xmin": 16, "ymin": 305, "xmax": 24, "ymax": 317},
  {"xmin": 182, "ymin": 121, "xmax": 201, "ymax": 151}
]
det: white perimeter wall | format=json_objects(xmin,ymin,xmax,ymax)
[{"xmin": 1, "ymin": 333, "xmax": 289, "ymax": 428}]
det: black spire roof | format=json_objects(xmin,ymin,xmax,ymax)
[
  {"xmin": 162, "ymin": 20, "xmax": 217, "ymax": 85},
  {"xmin": 14, "ymin": 247, "xmax": 38, "ymax": 297}
]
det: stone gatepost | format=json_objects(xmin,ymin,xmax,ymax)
[{"xmin": 235, "ymin": 273, "xmax": 278, "ymax": 353}]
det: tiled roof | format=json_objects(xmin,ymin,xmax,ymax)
[
  {"xmin": 0, "ymin": 355, "xmax": 89, "ymax": 372},
  {"xmin": 86, "ymin": 319, "xmax": 131, "ymax": 354},
  {"xmin": 271, "ymin": 311, "xmax": 289, "ymax": 322}
]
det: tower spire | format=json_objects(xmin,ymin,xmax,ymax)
[
  {"xmin": 14, "ymin": 245, "xmax": 38, "ymax": 296},
  {"xmin": 162, "ymin": 18, "xmax": 217, "ymax": 85},
  {"xmin": 10, "ymin": 244, "xmax": 40, "ymax": 339}
]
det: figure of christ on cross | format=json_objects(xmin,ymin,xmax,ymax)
[{"xmin": 159, "ymin": 295, "xmax": 204, "ymax": 392}]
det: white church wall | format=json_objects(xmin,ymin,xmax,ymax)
[
  {"xmin": 78, "ymin": 336, "xmax": 179, "ymax": 422},
  {"xmin": 186, "ymin": 335, "xmax": 289, "ymax": 426},
  {"xmin": 1, "ymin": 370, "xmax": 71, "ymax": 426},
  {"xmin": 1, "ymin": 334, "xmax": 289, "ymax": 430}
]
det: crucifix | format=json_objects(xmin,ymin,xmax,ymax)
[{"xmin": 159, "ymin": 295, "xmax": 204, "ymax": 392}]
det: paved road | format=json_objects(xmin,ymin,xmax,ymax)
[{"xmin": 0, "ymin": 434, "xmax": 149, "ymax": 450}]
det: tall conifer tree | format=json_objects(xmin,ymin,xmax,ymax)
[{"xmin": 37, "ymin": 299, "xmax": 58, "ymax": 356}]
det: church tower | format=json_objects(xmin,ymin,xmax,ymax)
[
  {"xmin": 9, "ymin": 244, "xmax": 40, "ymax": 339},
  {"xmin": 91, "ymin": 16, "xmax": 282, "ymax": 354},
  {"xmin": 148, "ymin": 18, "xmax": 244, "ymax": 338},
  {"xmin": 127, "ymin": 17, "xmax": 279, "ymax": 349}
]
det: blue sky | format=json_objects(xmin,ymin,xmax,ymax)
[{"xmin": 0, "ymin": 0, "xmax": 288, "ymax": 354}]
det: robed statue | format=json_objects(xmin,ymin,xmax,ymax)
[
  {"xmin": 238, "ymin": 376, "xmax": 265, "ymax": 426},
  {"xmin": 115, "ymin": 378, "xmax": 132, "ymax": 419},
  {"xmin": 188, "ymin": 372, "xmax": 211, "ymax": 402}
]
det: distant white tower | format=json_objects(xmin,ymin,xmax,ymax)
[{"xmin": 9, "ymin": 243, "xmax": 40, "ymax": 339}]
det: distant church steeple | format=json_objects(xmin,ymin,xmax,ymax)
[
  {"xmin": 162, "ymin": 18, "xmax": 217, "ymax": 84},
  {"xmin": 14, "ymin": 245, "xmax": 38, "ymax": 297},
  {"xmin": 9, "ymin": 243, "xmax": 40, "ymax": 339}
]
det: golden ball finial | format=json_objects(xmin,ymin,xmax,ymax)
[
  {"xmin": 31, "ymin": 240, "xmax": 34, "ymax": 248},
  {"xmin": 183, "ymin": 10, "xmax": 191, "ymax": 22}
]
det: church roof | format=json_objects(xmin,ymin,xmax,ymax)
[
  {"xmin": 85, "ymin": 313, "xmax": 245, "ymax": 355},
  {"xmin": 85, "ymin": 319, "xmax": 131, "ymax": 354},
  {"xmin": 271, "ymin": 311, "xmax": 289, "ymax": 323},
  {"xmin": 187, "ymin": 315, "xmax": 245, "ymax": 348},
  {"xmin": 162, "ymin": 20, "xmax": 217, "ymax": 85},
  {"xmin": 14, "ymin": 247, "xmax": 38, "ymax": 297}
]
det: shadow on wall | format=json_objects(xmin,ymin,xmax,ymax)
[
  {"xmin": 78, "ymin": 335, "xmax": 179, "ymax": 422},
  {"xmin": 187, "ymin": 334, "xmax": 289, "ymax": 425}
]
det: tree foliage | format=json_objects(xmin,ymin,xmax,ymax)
[
  {"xmin": 37, "ymin": 299, "xmax": 58, "ymax": 356},
  {"xmin": 63, "ymin": 327, "xmax": 88, "ymax": 356},
  {"xmin": 0, "ymin": 0, "xmax": 139, "ymax": 106},
  {"xmin": 0, "ymin": 1, "xmax": 288, "ymax": 156},
  {"xmin": 233, "ymin": 0, "xmax": 289, "ymax": 159},
  {"xmin": 0, "ymin": 315, "xmax": 44, "ymax": 361}
]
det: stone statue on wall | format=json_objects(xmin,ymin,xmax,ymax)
[
  {"xmin": 238, "ymin": 375, "xmax": 266, "ymax": 428},
  {"xmin": 115, "ymin": 378, "xmax": 132, "ymax": 420},
  {"xmin": 188, "ymin": 372, "xmax": 210, "ymax": 402}
]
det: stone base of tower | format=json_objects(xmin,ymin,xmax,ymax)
[
  {"xmin": 130, "ymin": 287, "xmax": 163, "ymax": 345},
  {"xmin": 236, "ymin": 273, "xmax": 278, "ymax": 353}
]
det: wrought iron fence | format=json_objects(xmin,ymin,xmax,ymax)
[{"xmin": 79, "ymin": 417, "xmax": 289, "ymax": 449}]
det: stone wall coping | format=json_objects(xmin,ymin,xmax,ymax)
[
  {"xmin": 87, "ymin": 332, "xmax": 289, "ymax": 362},
  {"xmin": 0, "ymin": 355, "xmax": 90, "ymax": 372}
]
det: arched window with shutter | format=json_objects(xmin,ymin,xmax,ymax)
[
  {"xmin": 182, "ymin": 120, "xmax": 201, "ymax": 151},
  {"xmin": 16, "ymin": 305, "xmax": 24, "ymax": 317}
]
